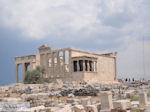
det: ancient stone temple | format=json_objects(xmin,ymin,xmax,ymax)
[{"xmin": 15, "ymin": 45, "xmax": 117, "ymax": 83}]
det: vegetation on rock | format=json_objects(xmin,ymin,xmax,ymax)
[{"xmin": 130, "ymin": 97, "xmax": 139, "ymax": 101}]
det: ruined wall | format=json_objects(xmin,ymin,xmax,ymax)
[
  {"xmin": 31, "ymin": 54, "xmax": 40, "ymax": 70},
  {"xmin": 38, "ymin": 47, "xmax": 72, "ymax": 81}
]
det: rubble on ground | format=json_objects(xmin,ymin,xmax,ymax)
[{"xmin": 0, "ymin": 80, "xmax": 150, "ymax": 111}]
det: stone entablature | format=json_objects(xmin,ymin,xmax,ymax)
[
  {"xmin": 15, "ymin": 55, "xmax": 36, "ymax": 64},
  {"xmin": 14, "ymin": 45, "xmax": 117, "ymax": 83}
]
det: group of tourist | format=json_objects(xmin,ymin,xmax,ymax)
[
  {"xmin": 124, "ymin": 78, "xmax": 135, "ymax": 82},
  {"xmin": 118, "ymin": 77, "xmax": 147, "ymax": 83},
  {"xmin": 118, "ymin": 78, "xmax": 135, "ymax": 83}
]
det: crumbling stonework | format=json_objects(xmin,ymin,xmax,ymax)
[
  {"xmin": 15, "ymin": 45, "xmax": 117, "ymax": 83},
  {"xmin": 1, "ymin": 81, "xmax": 150, "ymax": 111}
]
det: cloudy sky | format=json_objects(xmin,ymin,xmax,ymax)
[{"xmin": 0, "ymin": 0, "xmax": 150, "ymax": 85}]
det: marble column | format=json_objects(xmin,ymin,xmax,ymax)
[
  {"xmin": 63, "ymin": 50, "xmax": 66, "ymax": 73},
  {"xmin": 23, "ymin": 63, "xmax": 26, "ymax": 82},
  {"xmin": 100, "ymin": 91, "xmax": 113, "ymax": 110},
  {"xmin": 69, "ymin": 49, "xmax": 72, "ymax": 73},
  {"xmin": 57, "ymin": 51, "xmax": 60, "ymax": 73},
  {"xmin": 15, "ymin": 64, "xmax": 19, "ymax": 83},
  {"xmin": 114, "ymin": 57, "xmax": 117, "ymax": 81},
  {"xmin": 45, "ymin": 53, "xmax": 49, "ymax": 74},
  {"xmin": 95, "ymin": 61, "xmax": 97, "ymax": 72},
  {"xmin": 139, "ymin": 92, "xmax": 148, "ymax": 107},
  {"xmin": 93, "ymin": 61, "xmax": 95, "ymax": 72},
  {"xmin": 51, "ymin": 52, "xmax": 54, "ymax": 75}
]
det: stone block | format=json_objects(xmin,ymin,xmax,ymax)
[
  {"xmin": 113, "ymin": 100, "xmax": 131, "ymax": 110},
  {"xmin": 30, "ymin": 105, "xmax": 45, "ymax": 112},
  {"xmin": 73, "ymin": 105, "xmax": 86, "ymax": 112},
  {"xmin": 60, "ymin": 104, "xmax": 72, "ymax": 112},
  {"xmin": 67, "ymin": 99, "xmax": 75, "ymax": 104},
  {"xmin": 100, "ymin": 109, "xmax": 111, "ymax": 112},
  {"xmin": 67, "ymin": 99, "xmax": 80, "ymax": 104},
  {"xmin": 139, "ymin": 92, "xmax": 148, "ymax": 107},
  {"xmin": 100, "ymin": 91, "xmax": 113, "ymax": 110},
  {"xmin": 81, "ymin": 97, "xmax": 91, "ymax": 106},
  {"xmin": 0, "ymin": 98, "xmax": 23, "ymax": 102},
  {"xmin": 85, "ymin": 105, "xmax": 98, "ymax": 112},
  {"xmin": 95, "ymin": 103, "xmax": 101, "ymax": 112},
  {"xmin": 37, "ymin": 93, "xmax": 49, "ymax": 100}
]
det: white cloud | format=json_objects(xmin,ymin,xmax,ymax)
[
  {"xmin": 0, "ymin": 0, "xmax": 146, "ymax": 39},
  {"xmin": 0, "ymin": 0, "xmax": 150, "ymax": 78},
  {"xmin": 118, "ymin": 40, "xmax": 150, "ymax": 79},
  {"xmin": 0, "ymin": 0, "xmax": 101, "ymax": 39}
]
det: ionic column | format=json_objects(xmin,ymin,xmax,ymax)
[
  {"xmin": 45, "ymin": 53, "xmax": 49, "ymax": 74},
  {"xmin": 63, "ymin": 50, "xmax": 66, "ymax": 73},
  {"xmin": 51, "ymin": 52, "xmax": 54, "ymax": 75},
  {"xmin": 69, "ymin": 49, "xmax": 72, "ymax": 73},
  {"xmin": 23, "ymin": 63, "xmax": 26, "ymax": 82},
  {"xmin": 15, "ymin": 64, "xmax": 19, "ymax": 83},
  {"xmin": 57, "ymin": 51, "xmax": 60, "ymax": 73},
  {"xmin": 72, "ymin": 61, "xmax": 74, "ymax": 72},
  {"xmin": 95, "ymin": 61, "xmax": 97, "ymax": 72},
  {"xmin": 114, "ymin": 57, "xmax": 117, "ymax": 81},
  {"xmin": 94, "ymin": 61, "xmax": 97, "ymax": 72}
]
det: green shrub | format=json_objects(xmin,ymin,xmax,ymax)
[
  {"xmin": 24, "ymin": 66, "xmax": 51, "ymax": 84},
  {"xmin": 130, "ymin": 98, "xmax": 139, "ymax": 101}
]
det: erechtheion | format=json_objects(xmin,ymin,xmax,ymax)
[{"xmin": 15, "ymin": 45, "xmax": 117, "ymax": 83}]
